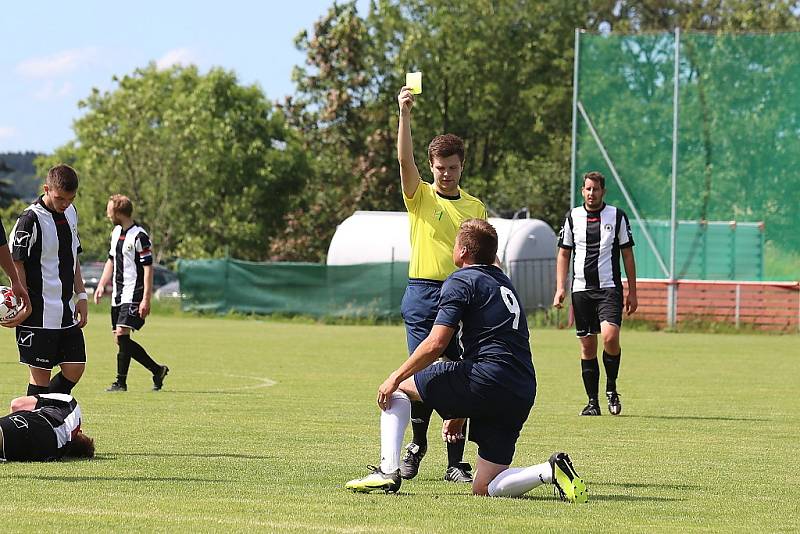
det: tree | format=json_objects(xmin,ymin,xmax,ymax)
[
  {"xmin": 273, "ymin": 0, "xmax": 595, "ymax": 260},
  {"xmin": 277, "ymin": 0, "xmax": 799, "ymax": 262},
  {"xmin": 0, "ymin": 158, "xmax": 14, "ymax": 208},
  {"xmin": 40, "ymin": 65, "xmax": 310, "ymax": 263}
]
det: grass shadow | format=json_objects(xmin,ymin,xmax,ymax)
[
  {"xmin": 157, "ymin": 390, "xmax": 261, "ymax": 396},
  {"xmin": 99, "ymin": 452, "xmax": 276, "ymax": 460},
  {"xmin": 592, "ymin": 481, "xmax": 700, "ymax": 490},
  {"xmin": 3, "ymin": 474, "xmax": 226, "ymax": 483},
  {"xmin": 588, "ymin": 494, "xmax": 683, "ymax": 502},
  {"xmin": 625, "ymin": 415, "xmax": 769, "ymax": 422}
]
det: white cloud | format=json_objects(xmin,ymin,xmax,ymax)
[
  {"xmin": 33, "ymin": 81, "xmax": 74, "ymax": 101},
  {"xmin": 0, "ymin": 126, "xmax": 17, "ymax": 140},
  {"xmin": 16, "ymin": 48, "xmax": 99, "ymax": 78},
  {"xmin": 156, "ymin": 48, "xmax": 199, "ymax": 70}
]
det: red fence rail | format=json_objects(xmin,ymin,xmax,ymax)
[{"xmin": 624, "ymin": 279, "xmax": 800, "ymax": 332}]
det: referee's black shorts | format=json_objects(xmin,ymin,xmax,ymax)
[{"xmin": 571, "ymin": 287, "xmax": 623, "ymax": 337}]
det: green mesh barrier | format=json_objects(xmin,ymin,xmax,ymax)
[
  {"xmin": 576, "ymin": 31, "xmax": 800, "ymax": 280},
  {"xmin": 178, "ymin": 259, "xmax": 408, "ymax": 317}
]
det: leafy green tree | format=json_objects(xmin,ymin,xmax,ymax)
[
  {"xmin": 0, "ymin": 159, "xmax": 14, "ymax": 208},
  {"xmin": 276, "ymin": 0, "xmax": 798, "ymax": 262},
  {"xmin": 40, "ymin": 65, "xmax": 310, "ymax": 263}
]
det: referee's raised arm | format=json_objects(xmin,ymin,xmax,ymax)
[{"xmin": 397, "ymin": 86, "xmax": 421, "ymax": 198}]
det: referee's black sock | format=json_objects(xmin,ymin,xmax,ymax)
[
  {"xmin": 27, "ymin": 383, "xmax": 49, "ymax": 396},
  {"xmin": 48, "ymin": 372, "xmax": 76, "ymax": 394},
  {"xmin": 447, "ymin": 419, "xmax": 468, "ymax": 468},
  {"xmin": 118, "ymin": 335, "xmax": 160, "ymax": 374},
  {"xmin": 603, "ymin": 350, "xmax": 621, "ymax": 392},
  {"xmin": 410, "ymin": 401, "xmax": 433, "ymax": 450},
  {"xmin": 581, "ymin": 358, "xmax": 600, "ymax": 402},
  {"xmin": 116, "ymin": 350, "xmax": 131, "ymax": 385}
]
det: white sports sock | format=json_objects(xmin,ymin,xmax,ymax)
[
  {"xmin": 379, "ymin": 391, "xmax": 411, "ymax": 473},
  {"xmin": 488, "ymin": 462, "xmax": 553, "ymax": 497}
]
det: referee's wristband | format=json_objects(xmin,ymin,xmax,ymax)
[{"xmin": 76, "ymin": 292, "xmax": 88, "ymax": 301}]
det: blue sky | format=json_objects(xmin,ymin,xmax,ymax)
[{"xmin": 0, "ymin": 0, "xmax": 369, "ymax": 153}]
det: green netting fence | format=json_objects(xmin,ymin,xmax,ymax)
[
  {"xmin": 178, "ymin": 258, "xmax": 408, "ymax": 317},
  {"xmin": 574, "ymin": 30, "xmax": 800, "ymax": 281}
]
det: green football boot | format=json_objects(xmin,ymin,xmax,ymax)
[{"xmin": 549, "ymin": 452, "xmax": 589, "ymax": 504}]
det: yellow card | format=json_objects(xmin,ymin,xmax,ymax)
[{"xmin": 406, "ymin": 72, "xmax": 422, "ymax": 95}]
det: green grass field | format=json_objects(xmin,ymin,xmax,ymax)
[{"xmin": 0, "ymin": 310, "xmax": 797, "ymax": 532}]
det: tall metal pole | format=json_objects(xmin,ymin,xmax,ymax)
[
  {"xmin": 570, "ymin": 28, "xmax": 581, "ymax": 209},
  {"xmin": 668, "ymin": 27, "xmax": 681, "ymax": 328}
]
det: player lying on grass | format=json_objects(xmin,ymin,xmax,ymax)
[
  {"xmin": 346, "ymin": 219, "xmax": 588, "ymax": 501},
  {"xmin": 0, "ymin": 393, "xmax": 94, "ymax": 461}
]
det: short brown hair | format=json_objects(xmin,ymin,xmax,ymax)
[
  {"xmin": 583, "ymin": 171, "xmax": 606, "ymax": 189},
  {"xmin": 457, "ymin": 219, "xmax": 497, "ymax": 265},
  {"xmin": 428, "ymin": 134, "xmax": 465, "ymax": 164},
  {"xmin": 46, "ymin": 164, "xmax": 79, "ymax": 192},
  {"xmin": 108, "ymin": 194, "xmax": 133, "ymax": 217},
  {"xmin": 62, "ymin": 432, "xmax": 95, "ymax": 459}
]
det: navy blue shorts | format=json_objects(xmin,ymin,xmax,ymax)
[
  {"xmin": 572, "ymin": 288, "xmax": 623, "ymax": 337},
  {"xmin": 414, "ymin": 360, "xmax": 535, "ymax": 465},
  {"xmin": 401, "ymin": 279, "xmax": 461, "ymax": 359}
]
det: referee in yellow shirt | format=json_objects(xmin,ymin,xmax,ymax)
[{"xmin": 396, "ymin": 85, "xmax": 488, "ymax": 484}]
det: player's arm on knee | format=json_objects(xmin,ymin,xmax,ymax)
[{"xmin": 381, "ymin": 325, "xmax": 456, "ymax": 406}]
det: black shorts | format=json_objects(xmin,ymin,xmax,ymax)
[
  {"xmin": 571, "ymin": 288, "xmax": 623, "ymax": 337},
  {"xmin": 414, "ymin": 360, "xmax": 535, "ymax": 466},
  {"xmin": 16, "ymin": 325, "xmax": 86, "ymax": 370},
  {"xmin": 111, "ymin": 304, "xmax": 145, "ymax": 331}
]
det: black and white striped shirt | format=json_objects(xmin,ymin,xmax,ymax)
[
  {"xmin": 109, "ymin": 223, "xmax": 153, "ymax": 305},
  {"xmin": 10, "ymin": 197, "xmax": 82, "ymax": 328},
  {"xmin": 558, "ymin": 203, "xmax": 634, "ymax": 292}
]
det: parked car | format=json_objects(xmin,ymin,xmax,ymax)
[
  {"xmin": 154, "ymin": 280, "xmax": 184, "ymax": 300},
  {"xmin": 82, "ymin": 261, "xmax": 177, "ymax": 295},
  {"xmin": 81, "ymin": 261, "xmax": 111, "ymax": 295}
]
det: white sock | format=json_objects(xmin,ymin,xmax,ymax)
[
  {"xmin": 379, "ymin": 391, "xmax": 411, "ymax": 473},
  {"xmin": 488, "ymin": 462, "xmax": 553, "ymax": 497}
]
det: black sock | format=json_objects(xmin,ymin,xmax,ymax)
[
  {"xmin": 27, "ymin": 383, "xmax": 49, "ymax": 396},
  {"xmin": 603, "ymin": 350, "xmax": 621, "ymax": 392},
  {"xmin": 118, "ymin": 335, "xmax": 160, "ymax": 374},
  {"xmin": 410, "ymin": 401, "xmax": 433, "ymax": 450},
  {"xmin": 48, "ymin": 372, "xmax": 76, "ymax": 394},
  {"xmin": 116, "ymin": 350, "xmax": 131, "ymax": 384},
  {"xmin": 447, "ymin": 419, "xmax": 468, "ymax": 467},
  {"xmin": 581, "ymin": 358, "xmax": 600, "ymax": 402}
]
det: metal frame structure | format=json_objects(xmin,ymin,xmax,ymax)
[{"xmin": 571, "ymin": 28, "xmax": 682, "ymax": 327}]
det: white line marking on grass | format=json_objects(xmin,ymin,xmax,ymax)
[
  {"xmin": 220, "ymin": 374, "xmax": 277, "ymax": 390},
  {"xmin": 191, "ymin": 371, "xmax": 278, "ymax": 392}
]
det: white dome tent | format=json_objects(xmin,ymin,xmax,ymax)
[{"xmin": 327, "ymin": 211, "xmax": 557, "ymax": 311}]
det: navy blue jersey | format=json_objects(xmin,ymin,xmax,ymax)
[{"xmin": 434, "ymin": 265, "xmax": 535, "ymax": 399}]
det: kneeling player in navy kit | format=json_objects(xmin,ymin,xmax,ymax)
[
  {"xmin": 94, "ymin": 195, "xmax": 169, "ymax": 392},
  {"xmin": 346, "ymin": 219, "xmax": 588, "ymax": 501},
  {"xmin": 0, "ymin": 393, "xmax": 94, "ymax": 461}
]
